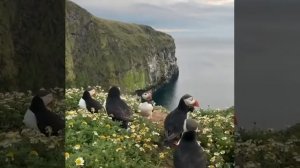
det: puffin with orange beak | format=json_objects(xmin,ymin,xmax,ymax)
[
  {"xmin": 164, "ymin": 94, "xmax": 200, "ymax": 146},
  {"xmin": 138, "ymin": 90, "xmax": 154, "ymax": 119}
]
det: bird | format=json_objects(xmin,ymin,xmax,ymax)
[
  {"xmin": 105, "ymin": 86, "xmax": 133, "ymax": 129},
  {"xmin": 164, "ymin": 94, "xmax": 200, "ymax": 146},
  {"xmin": 78, "ymin": 87, "xmax": 102, "ymax": 113},
  {"xmin": 138, "ymin": 90, "xmax": 154, "ymax": 119},
  {"xmin": 29, "ymin": 92, "xmax": 64, "ymax": 136},
  {"xmin": 23, "ymin": 89, "xmax": 53, "ymax": 131},
  {"xmin": 174, "ymin": 118, "xmax": 208, "ymax": 168}
]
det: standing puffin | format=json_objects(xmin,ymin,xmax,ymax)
[
  {"xmin": 78, "ymin": 87, "xmax": 102, "ymax": 113},
  {"xmin": 105, "ymin": 86, "xmax": 133, "ymax": 129},
  {"xmin": 164, "ymin": 94, "xmax": 200, "ymax": 146},
  {"xmin": 26, "ymin": 90, "xmax": 64, "ymax": 136},
  {"xmin": 138, "ymin": 90, "xmax": 154, "ymax": 119},
  {"xmin": 174, "ymin": 118, "xmax": 208, "ymax": 168}
]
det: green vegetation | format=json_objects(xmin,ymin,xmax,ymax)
[
  {"xmin": 236, "ymin": 125, "xmax": 300, "ymax": 168},
  {"xmin": 65, "ymin": 87, "xmax": 235, "ymax": 167}
]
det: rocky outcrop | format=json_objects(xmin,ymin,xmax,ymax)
[{"xmin": 66, "ymin": 1, "xmax": 179, "ymax": 93}]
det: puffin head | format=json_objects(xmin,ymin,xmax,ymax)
[
  {"xmin": 183, "ymin": 118, "xmax": 199, "ymax": 132},
  {"xmin": 37, "ymin": 89, "xmax": 53, "ymax": 106},
  {"xmin": 82, "ymin": 87, "xmax": 95, "ymax": 100},
  {"xmin": 86, "ymin": 86, "xmax": 96, "ymax": 96},
  {"xmin": 181, "ymin": 118, "xmax": 199, "ymax": 141},
  {"xmin": 178, "ymin": 94, "xmax": 200, "ymax": 111},
  {"xmin": 82, "ymin": 91, "xmax": 92, "ymax": 100},
  {"xmin": 108, "ymin": 86, "xmax": 121, "ymax": 98},
  {"xmin": 30, "ymin": 96, "xmax": 48, "ymax": 114},
  {"xmin": 141, "ymin": 90, "xmax": 152, "ymax": 102}
]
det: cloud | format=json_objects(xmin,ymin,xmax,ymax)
[
  {"xmin": 198, "ymin": 0, "xmax": 234, "ymax": 6},
  {"xmin": 71, "ymin": 0, "xmax": 233, "ymax": 8},
  {"xmin": 69, "ymin": 0, "xmax": 233, "ymax": 45},
  {"xmin": 154, "ymin": 28, "xmax": 195, "ymax": 33}
]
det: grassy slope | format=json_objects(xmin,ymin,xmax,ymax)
[
  {"xmin": 65, "ymin": 87, "xmax": 235, "ymax": 167},
  {"xmin": 236, "ymin": 125, "xmax": 300, "ymax": 167},
  {"xmin": 66, "ymin": 1, "xmax": 177, "ymax": 92}
]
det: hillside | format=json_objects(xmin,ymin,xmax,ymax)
[
  {"xmin": 66, "ymin": 1, "xmax": 179, "ymax": 92},
  {"xmin": 0, "ymin": 0, "xmax": 65, "ymax": 92},
  {"xmin": 64, "ymin": 87, "xmax": 235, "ymax": 167}
]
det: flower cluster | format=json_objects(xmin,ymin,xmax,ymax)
[{"xmin": 235, "ymin": 127, "xmax": 300, "ymax": 168}]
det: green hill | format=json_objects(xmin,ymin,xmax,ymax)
[{"xmin": 66, "ymin": 1, "xmax": 179, "ymax": 92}]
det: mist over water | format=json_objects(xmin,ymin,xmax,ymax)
[{"xmin": 153, "ymin": 34, "xmax": 234, "ymax": 111}]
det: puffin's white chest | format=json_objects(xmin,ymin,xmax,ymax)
[
  {"xmin": 78, "ymin": 98, "xmax": 87, "ymax": 109},
  {"xmin": 139, "ymin": 102, "xmax": 153, "ymax": 112},
  {"xmin": 138, "ymin": 102, "xmax": 153, "ymax": 118},
  {"xmin": 23, "ymin": 109, "xmax": 39, "ymax": 130}
]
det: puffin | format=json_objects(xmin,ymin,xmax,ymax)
[
  {"xmin": 164, "ymin": 94, "xmax": 200, "ymax": 146},
  {"xmin": 105, "ymin": 86, "xmax": 133, "ymax": 129},
  {"xmin": 27, "ymin": 90, "xmax": 64, "ymax": 136},
  {"xmin": 138, "ymin": 90, "xmax": 154, "ymax": 119},
  {"xmin": 78, "ymin": 87, "xmax": 102, "ymax": 113},
  {"xmin": 174, "ymin": 118, "xmax": 208, "ymax": 168},
  {"xmin": 23, "ymin": 89, "xmax": 53, "ymax": 130}
]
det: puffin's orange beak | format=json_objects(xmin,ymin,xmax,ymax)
[
  {"xmin": 148, "ymin": 92, "xmax": 153, "ymax": 100},
  {"xmin": 193, "ymin": 100, "xmax": 200, "ymax": 107}
]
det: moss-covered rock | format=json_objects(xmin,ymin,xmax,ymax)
[{"xmin": 66, "ymin": 1, "xmax": 179, "ymax": 93}]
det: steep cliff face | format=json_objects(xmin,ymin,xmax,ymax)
[
  {"xmin": 0, "ymin": 0, "xmax": 65, "ymax": 92},
  {"xmin": 66, "ymin": 1, "xmax": 179, "ymax": 93}
]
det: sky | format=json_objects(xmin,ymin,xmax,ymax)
[{"xmin": 70, "ymin": 0, "xmax": 233, "ymax": 38}]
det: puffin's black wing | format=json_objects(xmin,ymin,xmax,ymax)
[
  {"xmin": 37, "ymin": 112, "xmax": 65, "ymax": 136},
  {"xmin": 30, "ymin": 96, "xmax": 64, "ymax": 136},
  {"xmin": 164, "ymin": 109, "xmax": 186, "ymax": 141},
  {"xmin": 86, "ymin": 99, "xmax": 102, "ymax": 113},
  {"xmin": 106, "ymin": 98, "xmax": 133, "ymax": 122}
]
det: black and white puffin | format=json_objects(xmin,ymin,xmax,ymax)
[
  {"xmin": 105, "ymin": 86, "xmax": 133, "ymax": 129},
  {"xmin": 78, "ymin": 87, "xmax": 102, "ymax": 113},
  {"xmin": 23, "ymin": 89, "xmax": 54, "ymax": 130},
  {"xmin": 164, "ymin": 94, "xmax": 200, "ymax": 146},
  {"xmin": 137, "ymin": 90, "xmax": 154, "ymax": 119},
  {"xmin": 27, "ymin": 90, "xmax": 64, "ymax": 136},
  {"xmin": 174, "ymin": 118, "xmax": 208, "ymax": 168}
]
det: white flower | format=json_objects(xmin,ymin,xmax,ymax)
[
  {"xmin": 75, "ymin": 157, "xmax": 84, "ymax": 166},
  {"xmin": 66, "ymin": 115, "xmax": 73, "ymax": 120},
  {"xmin": 73, "ymin": 144, "xmax": 80, "ymax": 150},
  {"xmin": 92, "ymin": 141, "xmax": 97, "ymax": 146}
]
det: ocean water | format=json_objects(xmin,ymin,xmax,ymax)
[{"xmin": 153, "ymin": 34, "xmax": 234, "ymax": 111}]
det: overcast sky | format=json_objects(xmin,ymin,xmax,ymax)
[{"xmin": 70, "ymin": 0, "xmax": 233, "ymax": 38}]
